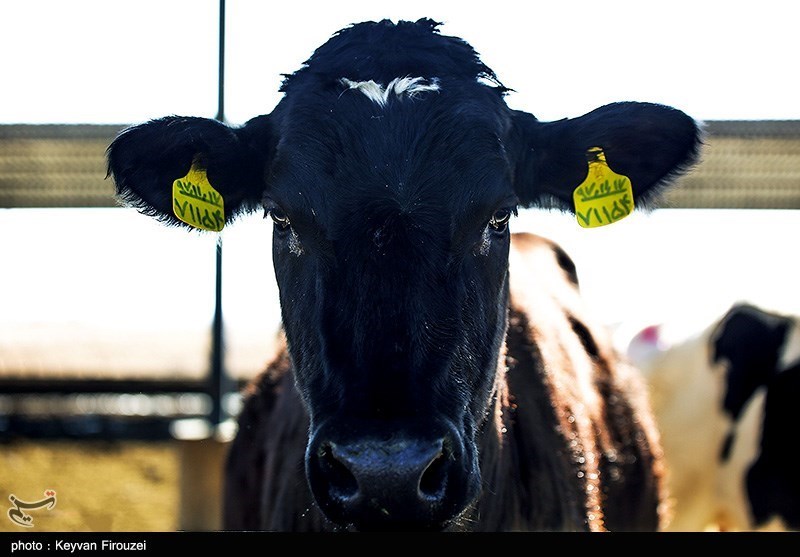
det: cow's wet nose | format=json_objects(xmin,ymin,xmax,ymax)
[{"xmin": 308, "ymin": 435, "xmax": 455, "ymax": 530}]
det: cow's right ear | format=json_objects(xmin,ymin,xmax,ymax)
[{"xmin": 107, "ymin": 114, "xmax": 276, "ymax": 229}]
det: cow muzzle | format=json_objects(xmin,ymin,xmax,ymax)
[{"xmin": 306, "ymin": 425, "xmax": 477, "ymax": 531}]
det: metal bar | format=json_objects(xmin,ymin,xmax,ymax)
[
  {"xmin": 208, "ymin": 0, "xmax": 231, "ymax": 427},
  {"xmin": 209, "ymin": 237, "xmax": 226, "ymax": 426},
  {"xmin": 0, "ymin": 416, "xmax": 178, "ymax": 441},
  {"xmin": 215, "ymin": 0, "xmax": 226, "ymax": 123},
  {"xmin": 0, "ymin": 379, "xmax": 212, "ymax": 394},
  {"xmin": 702, "ymin": 120, "xmax": 800, "ymax": 137}
]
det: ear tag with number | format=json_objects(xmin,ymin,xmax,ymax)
[
  {"xmin": 172, "ymin": 162, "xmax": 225, "ymax": 231},
  {"xmin": 572, "ymin": 147, "xmax": 634, "ymax": 228}
]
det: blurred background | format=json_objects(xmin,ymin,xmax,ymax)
[{"xmin": 1, "ymin": 0, "xmax": 798, "ymax": 532}]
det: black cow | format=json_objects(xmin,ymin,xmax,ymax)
[
  {"xmin": 107, "ymin": 18, "xmax": 701, "ymax": 531},
  {"xmin": 628, "ymin": 303, "xmax": 800, "ymax": 531}
]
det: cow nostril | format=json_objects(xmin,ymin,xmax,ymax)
[
  {"xmin": 419, "ymin": 450, "xmax": 448, "ymax": 498},
  {"xmin": 319, "ymin": 443, "xmax": 358, "ymax": 498}
]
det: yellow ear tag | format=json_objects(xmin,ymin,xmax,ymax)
[
  {"xmin": 172, "ymin": 163, "xmax": 225, "ymax": 231},
  {"xmin": 572, "ymin": 147, "xmax": 634, "ymax": 228}
]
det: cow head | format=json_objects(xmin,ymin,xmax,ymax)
[{"xmin": 107, "ymin": 19, "xmax": 701, "ymax": 531}]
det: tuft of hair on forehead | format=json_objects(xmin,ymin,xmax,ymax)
[
  {"xmin": 280, "ymin": 18, "xmax": 508, "ymax": 95},
  {"xmin": 339, "ymin": 76, "xmax": 441, "ymax": 107}
]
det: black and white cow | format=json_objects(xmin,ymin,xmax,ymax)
[
  {"xmin": 107, "ymin": 19, "xmax": 701, "ymax": 531},
  {"xmin": 627, "ymin": 303, "xmax": 800, "ymax": 531}
]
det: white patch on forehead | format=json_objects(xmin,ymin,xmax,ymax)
[{"xmin": 340, "ymin": 76, "xmax": 440, "ymax": 107}]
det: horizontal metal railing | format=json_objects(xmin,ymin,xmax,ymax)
[{"xmin": 2, "ymin": 120, "xmax": 800, "ymax": 209}]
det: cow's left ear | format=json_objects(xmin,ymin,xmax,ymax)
[
  {"xmin": 107, "ymin": 114, "xmax": 276, "ymax": 230},
  {"xmin": 509, "ymin": 102, "xmax": 703, "ymax": 210}
]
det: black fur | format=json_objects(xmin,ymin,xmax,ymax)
[
  {"xmin": 712, "ymin": 303, "xmax": 790, "ymax": 423},
  {"xmin": 747, "ymin": 360, "xmax": 800, "ymax": 529},
  {"xmin": 712, "ymin": 303, "xmax": 799, "ymax": 529}
]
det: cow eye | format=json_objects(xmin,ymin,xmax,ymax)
[
  {"xmin": 489, "ymin": 208, "xmax": 512, "ymax": 232},
  {"xmin": 266, "ymin": 207, "xmax": 291, "ymax": 229}
]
